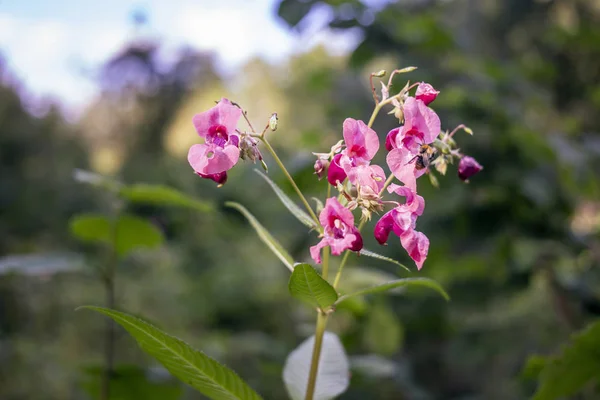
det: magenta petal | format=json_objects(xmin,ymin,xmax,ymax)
[
  {"xmin": 458, "ymin": 156, "xmax": 483, "ymax": 181},
  {"xmin": 348, "ymin": 228, "xmax": 363, "ymax": 252},
  {"xmin": 400, "ymin": 230, "xmax": 429, "ymax": 270},
  {"xmin": 343, "ymin": 118, "xmax": 380, "ymax": 162},
  {"xmin": 327, "ymin": 153, "xmax": 347, "ymax": 186},
  {"xmin": 387, "ymin": 148, "xmax": 417, "ymax": 191},
  {"xmin": 192, "ymin": 98, "xmax": 242, "ymax": 138},
  {"xmin": 388, "ymin": 183, "xmax": 425, "ymax": 215},
  {"xmin": 374, "ymin": 211, "xmax": 395, "ymax": 245},
  {"xmin": 321, "ymin": 197, "xmax": 355, "ymax": 229},
  {"xmin": 416, "ymin": 99, "xmax": 441, "ymax": 144},
  {"xmin": 196, "ymin": 171, "xmax": 227, "ymax": 185},
  {"xmin": 415, "ymin": 82, "xmax": 439, "ymax": 106},
  {"xmin": 385, "ymin": 128, "xmax": 400, "ymax": 151},
  {"xmin": 401, "ymin": 97, "xmax": 441, "ymax": 145},
  {"xmin": 310, "ymin": 239, "xmax": 328, "ymax": 264}
]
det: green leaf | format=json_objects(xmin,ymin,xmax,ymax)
[
  {"xmin": 359, "ymin": 249, "xmax": 411, "ymax": 272},
  {"xmin": 288, "ymin": 263, "xmax": 338, "ymax": 309},
  {"xmin": 70, "ymin": 213, "xmax": 112, "ymax": 245},
  {"xmin": 283, "ymin": 332, "xmax": 349, "ymax": 400},
  {"xmin": 255, "ymin": 170, "xmax": 316, "ymax": 229},
  {"xmin": 114, "ymin": 215, "xmax": 164, "ymax": 257},
  {"xmin": 530, "ymin": 320, "xmax": 600, "ymax": 400},
  {"xmin": 69, "ymin": 214, "xmax": 164, "ymax": 257},
  {"xmin": 79, "ymin": 307, "xmax": 263, "ymax": 400},
  {"xmin": 335, "ymin": 277, "xmax": 450, "ymax": 305},
  {"xmin": 120, "ymin": 184, "xmax": 213, "ymax": 212},
  {"xmin": 225, "ymin": 201, "xmax": 294, "ymax": 271},
  {"xmin": 277, "ymin": 0, "xmax": 315, "ymax": 28}
]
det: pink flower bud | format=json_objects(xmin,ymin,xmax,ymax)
[
  {"xmin": 327, "ymin": 154, "xmax": 347, "ymax": 186},
  {"xmin": 314, "ymin": 158, "xmax": 329, "ymax": 180},
  {"xmin": 458, "ymin": 156, "xmax": 483, "ymax": 181},
  {"xmin": 415, "ymin": 82, "xmax": 439, "ymax": 106}
]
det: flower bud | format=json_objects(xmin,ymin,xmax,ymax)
[
  {"xmin": 314, "ymin": 158, "xmax": 329, "ymax": 180},
  {"xmin": 327, "ymin": 153, "xmax": 347, "ymax": 186},
  {"xmin": 415, "ymin": 82, "xmax": 439, "ymax": 106},
  {"xmin": 372, "ymin": 69, "xmax": 387, "ymax": 78},
  {"xmin": 458, "ymin": 156, "xmax": 483, "ymax": 182},
  {"xmin": 269, "ymin": 113, "xmax": 278, "ymax": 131}
]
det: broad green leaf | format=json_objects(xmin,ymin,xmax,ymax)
[
  {"xmin": 283, "ymin": 332, "xmax": 349, "ymax": 400},
  {"xmin": 335, "ymin": 278, "xmax": 450, "ymax": 305},
  {"xmin": 289, "ymin": 264, "xmax": 338, "ymax": 309},
  {"xmin": 363, "ymin": 301, "xmax": 403, "ymax": 356},
  {"xmin": 79, "ymin": 307, "xmax": 263, "ymax": 400},
  {"xmin": 225, "ymin": 202, "xmax": 294, "ymax": 271},
  {"xmin": 70, "ymin": 213, "xmax": 112, "ymax": 244},
  {"xmin": 120, "ymin": 184, "xmax": 213, "ymax": 212},
  {"xmin": 255, "ymin": 170, "xmax": 316, "ymax": 229},
  {"xmin": 359, "ymin": 249, "xmax": 411, "ymax": 272},
  {"xmin": 531, "ymin": 320, "xmax": 600, "ymax": 400},
  {"xmin": 114, "ymin": 215, "xmax": 164, "ymax": 257},
  {"xmin": 70, "ymin": 214, "xmax": 164, "ymax": 257}
]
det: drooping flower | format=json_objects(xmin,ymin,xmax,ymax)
[
  {"xmin": 374, "ymin": 184, "xmax": 428, "ymax": 269},
  {"xmin": 188, "ymin": 98, "xmax": 242, "ymax": 183},
  {"xmin": 458, "ymin": 156, "xmax": 483, "ymax": 181},
  {"xmin": 415, "ymin": 82, "xmax": 439, "ymax": 106},
  {"xmin": 310, "ymin": 197, "xmax": 363, "ymax": 264}
]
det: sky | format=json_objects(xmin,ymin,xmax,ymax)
[{"xmin": 0, "ymin": 0, "xmax": 364, "ymax": 113}]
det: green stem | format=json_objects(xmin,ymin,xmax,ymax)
[
  {"xmin": 260, "ymin": 138, "xmax": 320, "ymax": 227},
  {"xmin": 304, "ymin": 312, "xmax": 328, "ymax": 400}
]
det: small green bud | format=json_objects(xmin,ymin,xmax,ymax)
[
  {"xmin": 261, "ymin": 159, "xmax": 268, "ymax": 173},
  {"xmin": 463, "ymin": 126, "xmax": 473, "ymax": 135},
  {"xmin": 372, "ymin": 70, "xmax": 387, "ymax": 78},
  {"xmin": 428, "ymin": 172, "xmax": 439, "ymax": 188},
  {"xmin": 269, "ymin": 113, "xmax": 278, "ymax": 131}
]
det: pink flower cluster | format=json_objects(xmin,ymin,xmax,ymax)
[{"xmin": 312, "ymin": 82, "xmax": 442, "ymax": 270}]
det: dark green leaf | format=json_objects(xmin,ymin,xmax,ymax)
[
  {"xmin": 289, "ymin": 263, "xmax": 338, "ymax": 309},
  {"xmin": 335, "ymin": 277, "xmax": 450, "ymax": 305},
  {"xmin": 255, "ymin": 170, "xmax": 316, "ymax": 229},
  {"xmin": 359, "ymin": 249, "xmax": 411, "ymax": 272},
  {"xmin": 225, "ymin": 201, "xmax": 294, "ymax": 271},
  {"xmin": 120, "ymin": 184, "xmax": 213, "ymax": 212},
  {"xmin": 531, "ymin": 321, "xmax": 600, "ymax": 400},
  {"xmin": 79, "ymin": 307, "xmax": 263, "ymax": 400}
]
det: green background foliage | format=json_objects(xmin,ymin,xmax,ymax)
[{"xmin": 1, "ymin": 0, "xmax": 600, "ymax": 399}]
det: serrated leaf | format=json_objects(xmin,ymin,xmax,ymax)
[
  {"xmin": 531, "ymin": 320, "xmax": 600, "ymax": 400},
  {"xmin": 359, "ymin": 249, "xmax": 411, "ymax": 272},
  {"xmin": 69, "ymin": 214, "xmax": 164, "ymax": 257},
  {"xmin": 120, "ymin": 184, "xmax": 213, "ymax": 212},
  {"xmin": 225, "ymin": 202, "xmax": 294, "ymax": 271},
  {"xmin": 283, "ymin": 332, "xmax": 349, "ymax": 400},
  {"xmin": 114, "ymin": 215, "xmax": 164, "ymax": 257},
  {"xmin": 255, "ymin": 170, "xmax": 316, "ymax": 229},
  {"xmin": 335, "ymin": 278, "xmax": 450, "ymax": 305},
  {"xmin": 79, "ymin": 307, "xmax": 263, "ymax": 400},
  {"xmin": 289, "ymin": 264, "xmax": 337, "ymax": 309}
]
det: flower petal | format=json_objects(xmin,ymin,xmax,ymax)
[
  {"xmin": 343, "ymin": 118, "xmax": 379, "ymax": 162},
  {"xmin": 310, "ymin": 238, "xmax": 328, "ymax": 264},
  {"xmin": 327, "ymin": 154, "xmax": 347, "ymax": 186},
  {"xmin": 400, "ymin": 230, "xmax": 429, "ymax": 270},
  {"xmin": 192, "ymin": 98, "xmax": 242, "ymax": 138}
]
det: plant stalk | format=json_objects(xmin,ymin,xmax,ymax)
[{"xmin": 304, "ymin": 311, "xmax": 328, "ymax": 400}]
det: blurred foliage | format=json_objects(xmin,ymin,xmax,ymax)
[{"xmin": 0, "ymin": 0, "xmax": 599, "ymax": 399}]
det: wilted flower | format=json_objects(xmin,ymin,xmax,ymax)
[
  {"xmin": 458, "ymin": 156, "xmax": 483, "ymax": 181},
  {"xmin": 188, "ymin": 98, "xmax": 242, "ymax": 184},
  {"xmin": 310, "ymin": 197, "xmax": 363, "ymax": 264},
  {"xmin": 314, "ymin": 158, "xmax": 329, "ymax": 180},
  {"xmin": 415, "ymin": 82, "xmax": 439, "ymax": 106},
  {"xmin": 239, "ymin": 135, "xmax": 262, "ymax": 163}
]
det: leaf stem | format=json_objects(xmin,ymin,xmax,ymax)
[
  {"xmin": 260, "ymin": 138, "xmax": 321, "ymax": 228},
  {"xmin": 304, "ymin": 311, "xmax": 328, "ymax": 400}
]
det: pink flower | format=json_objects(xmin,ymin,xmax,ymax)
[
  {"xmin": 458, "ymin": 156, "xmax": 483, "ymax": 181},
  {"xmin": 374, "ymin": 184, "xmax": 428, "ymax": 269},
  {"xmin": 310, "ymin": 197, "xmax": 363, "ymax": 264},
  {"xmin": 195, "ymin": 171, "xmax": 228, "ymax": 185},
  {"xmin": 386, "ymin": 147, "xmax": 423, "ymax": 191},
  {"xmin": 188, "ymin": 98, "xmax": 242, "ymax": 180},
  {"xmin": 339, "ymin": 118, "xmax": 379, "ymax": 172},
  {"xmin": 386, "ymin": 97, "xmax": 440, "ymax": 153},
  {"xmin": 415, "ymin": 82, "xmax": 439, "ymax": 106},
  {"xmin": 347, "ymin": 164, "xmax": 386, "ymax": 198}
]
